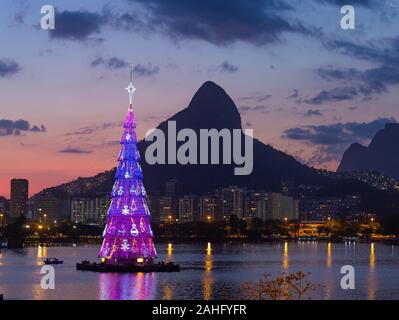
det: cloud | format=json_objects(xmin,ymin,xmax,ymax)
[
  {"xmin": 238, "ymin": 105, "xmax": 269, "ymax": 114},
  {"xmin": 304, "ymin": 109, "xmax": 323, "ymax": 117},
  {"xmin": 309, "ymin": 37, "xmax": 399, "ymax": 103},
  {"xmin": 284, "ymin": 117, "xmax": 396, "ymax": 145},
  {"xmin": 287, "ymin": 89, "xmax": 299, "ymax": 99},
  {"xmin": 65, "ymin": 122, "xmax": 120, "ymax": 136},
  {"xmin": 49, "ymin": 10, "xmax": 108, "ymax": 42},
  {"xmin": 216, "ymin": 61, "xmax": 238, "ymax": 73},
  {"xmin": 90, "ymin": 56, "xmax": 129, "ymax": 69},
  {"xmin": 283, "ymin": 117, "xmax": 396, "ymax": 166},
  {"xmin": 303, "ymin": 87, "xmax": 362, "ymax": 105},
  {"xmin": 239, "ymin": 93, "xmax": 272, "ymax": 103},
  {"xmin": 90, "ymin": 58, "xmax": 159, "ymax": 76},
  {"xmin": 0, "ymin": 119, "xmax": 46, "ymax": 137},
  {"xmin": 316, "ymin": 0, "xmax": 374, "ymax": 7},
  {"xmin": 132, "ymin": 63, "xmax": 160, "ymax": 77},
  {"xmin": 124, "ymin": 0, "xmax": 317, "ymax": 46},
  {"xmin": 59, "ymin": 147, "xmax": 92, "ymax": 154},
  {"xmin": 0, "ymin": 58, "xmax": 21, "ymax": 78}
]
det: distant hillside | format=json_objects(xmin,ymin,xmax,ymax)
[
  {"xmin": 338, "ymin": 123, "xmax": 399, "ymax": 179},
  {"xmin": 33, "ymin": 82, "xmax": 399, "ymax": 217},
  {"xmin": 35, "ymin": 81, "xmax": 327, "ymax": 198}
]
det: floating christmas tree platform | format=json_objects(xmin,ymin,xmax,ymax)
[{"xmin": 77, "ymin": 67, "xmax": 179, "ymax": 273}]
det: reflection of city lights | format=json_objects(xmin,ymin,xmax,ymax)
[
  {"xmin": 37, "ymin": 245, "xmax": 47, "ymax": 258},
  {"xmin": 206, "ymin": 242, "xmax": 212, "ymax": 256},
  {"xmin": 327, "ymin": 242, "xmax": 332, "ymax": 268},
  {"xmin": 370, "ymin": 243, "xmax": 375, "ymax": 271},
  {"xmin": 167, "ymin": 243, "xmax": 173, "ymax": 256},
  {"xmin": 203, "ymin": 246, "xmax": 214, "ymax": 299},
  {"xmin": 369, "ymin": 242, "xmax": 376, "ymax": 300},
  {"xmin": 282, "ymin": 241, "xmax": 289, "ymax": 269}
]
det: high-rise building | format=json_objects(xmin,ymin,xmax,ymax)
[
  {"xmin": 147, "ymin": 192, "xmax": 160, "ymax": 223},
  {"xmin": 200, "ymin": 195, "xmax": 223, "ymax": 222},
  {"xmin": 34, "ymin": 191, "xmax": 60, "ymax": 222},
  {"xmin": 165, "ymin": 178, "xmax": 181, "ymax": 197},
  {"xmin": 221, "ymin": 186, "xmax": 244, "ymax": 218},
  {"xmin": 0, "ymin": 196, "xmax": 8, "ymax": 227},
  {"xmin": 10, "ymin": 179, "xmax": 28, "ymax": 218},
  {"xmin": 247, "ymin": 192, "xmax": 269, "ymax": 221},
  {"xmin": 71, "ymin": 196, "xmax": 110, "ymax": 225},
  {"xmin": 159, "ymin": 196, "xmax": 178, "ymax": 223},
  {"xmin": 266, "ymin": 193, "xmax": 299, "ymax": 221},
  {"xmin": 178, "ymin": 195, "xmax": 199, "ymax": 223}
]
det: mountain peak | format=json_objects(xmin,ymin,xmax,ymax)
[
  {"xmin": 172, "ymin": 81, "xmax": 242, "ymax": 130},
  {"xmin": 338, "ymin": 122, "xmax": 399, "ymax": 178}
]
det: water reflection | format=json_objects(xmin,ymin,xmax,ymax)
[
  {"xmin": 324, "ymin": 242, "xmax": 333, "ymax": 300},
  {"xmin": 162, "ymin": 282, "xmax": 173, "ymax": 300},
  {"xmin": 326, "ymin": 242, "xmax": 332, "ymax": 268},
  {"xmin": 282, "ymin": 241, "xmax": 289, "ymax": 270},
  {"xmin": 37, "ymin": 245, "xmax": 47, "ymax": 258},
  {"xmin": 368, "ymin": 243, "xmax": 376, "ymax": 300},
  {"xmin": 203, "ymin": 242, "xmax": 214, "ymax": 300},
  {"xmin": 167, "ymin": 243, "xmax": 173, "ymax": 258},
  {"xmin": 98, "ymin": 272, "xmax": 156, "ymax": 300}
]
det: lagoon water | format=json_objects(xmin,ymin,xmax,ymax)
[{"xmin": 0, "ymin": 242, "xmax": 398, "ymax": 300}]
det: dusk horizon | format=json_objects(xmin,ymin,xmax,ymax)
[
  {"xmin": 2, "ymin": 0, "xmax": 399, "ymax": 306},
  {"xmin": 1, "ymin": 0, "xmax": 399, "ymax": 197}
]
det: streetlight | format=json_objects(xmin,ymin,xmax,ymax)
[
  {"xmin": 207, "ymin": 215, "xmax": 212, "ymax": 222},
  {"xmin": 0, "ymin": 213, "xmax": 3, "ymax": 227},
  {"xmin": 43, "ymin": 214, "xmax": 47, "ymax": 223}
]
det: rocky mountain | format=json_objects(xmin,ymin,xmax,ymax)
[
  {"xmin": 35, "ymin": 81, "xmax": 327, "ymax": 197},
  {"xmin": 338, "ymin": 123, "xmax": 399, "ymax": 179},
  {"xmin": 137, "ymin": 81, "xmax": 327, "ymax": 194}
]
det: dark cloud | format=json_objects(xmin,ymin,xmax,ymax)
[
  {"xmin": 304, "ymin": 87, "xmax": 361, "ymax": 105},
  {"xmin": 132, "ymin": 63, "xmax": 160, "ymax": 77},
  {"xmin": 0, "ymin": 58, "xmax": 21, "ymax": 77},
  {"xmin": 90, "ymin": 58, "xmax": 159, "ymax": 76},
  {"xmin": 90, "ymin": 57, "xmax": 129, "ymax": 69},
  {"xmin": 316, "ymin": 0, "xmax": 374, "ymax": 7},
  {"xmin": 49, "ymin": 10, "xmax": 108, "ymax": 42},
  {"xmin": 65, "ymin": 122, "xmax": 119, "ymax": 136},
  {"xmin": 124, "ymin": 0, "xmax": 317, "ymax": 46},
  {"xmin": 283, "ymin": 117, "xmax": 396, "ymax": 146},
  {"xmin": 304, "ymin": 109, "xmax": 323, "ymax": 117},
  {"xmin": 216, "ymin": 61, "xmax": 238, "ymax": 73},
  {"xmin": 0, "ymin": 119, "xmax": 46, "ymax": 137},
  {"xmin": 59, "ymin": 147, "xmax": 92, "ymax": 154},
  {"xmin": 283, "ymin": 117, "xmax": 396, "ymax": 166},
  {"xmin": 239, "ymin": 93, "xmax": 271, "ymax": 103},
  {"xmin": 238, "ymin": 105, "xmax": 268, "ymax": 114},
  {"xmin": 310, "ymin": 37, "xmax": 399, "ymax": 104},
  {"xmin": 287, "ymin": 89, "xmax": 299, "ymax": 99}
]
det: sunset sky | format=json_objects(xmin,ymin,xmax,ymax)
[{"xmin": 1, "ymin": 0, "xmax": 399, "ymax": 196}]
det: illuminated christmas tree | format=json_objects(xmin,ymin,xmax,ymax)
[{"xmin": 99, "ymin": 67, "xmax": 156, "ymax": 265}]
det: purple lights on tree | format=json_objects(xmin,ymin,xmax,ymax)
[{"xmin": 99, "ymin": 70, "xmax": 156, "ymax": 265}]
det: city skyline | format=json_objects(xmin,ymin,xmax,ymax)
[{"xmin": 1, "ymin": 0, "xmax": 399, "ymax": 197}]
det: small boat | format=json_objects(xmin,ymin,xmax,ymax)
[{"xmin": 43, "ymin": 258, "xmax": 63, "ymax": 265}]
